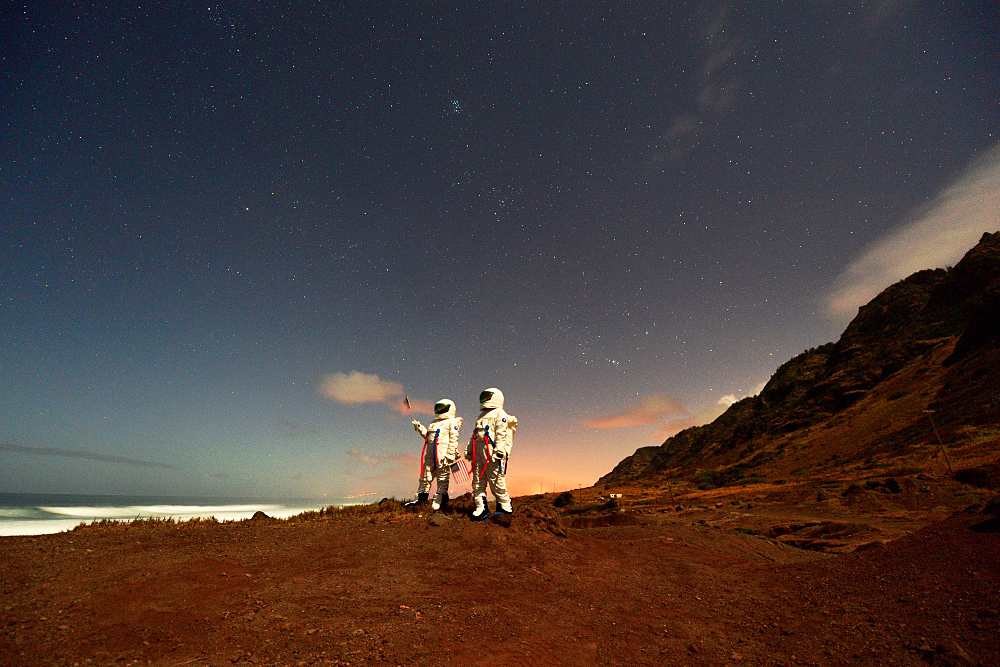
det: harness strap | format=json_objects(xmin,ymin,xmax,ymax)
[
  {"xmin": 480, "ymin": 425, "xmax": 493, "ymax": 478},
  {"xmin": 470, "ymin": 432, "xmax": 477, "ymax": 477},
  {"xmin": 431, "ymin": 429, "xmax": 440, "ymax": 471},
  {"xmin": 419, "ymin": 434, "xmax": 428, "ymax": 476}
]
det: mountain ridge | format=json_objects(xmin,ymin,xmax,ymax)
[{"xmin": 599, "ymin": 231, "xmax": 1000, "ymax": 489}]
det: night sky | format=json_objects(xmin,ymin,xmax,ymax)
[{"xmin": 3, "ymin": 2, "xmax": 998, "ymax": 501}]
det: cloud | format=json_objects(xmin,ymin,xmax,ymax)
[
  {"xmin": 693, "ymin": 3, "xmax": 743, "ymax": 113},
  {"xmin": 317, "ymin": 370, "xmax": 434, "ymax": 415},
  {"xmin": 824, "ymin": 143, "xmax": 1000, "ymax": 320},
  {"xmin": 318, "ymin": 371, "xmax": 403, "ymax": 404},
  {"xmin": 584, "ymin": 394, "xmax": 689, "ymax": 428},
  {"xmin": 586, "ymin": 391, "xmax": 743, "ymax": 443},
  {"xmin": 345, "ymin": 448, "xmax": 417, "ymax": 491},
  {"xmin": 668, "ymin": 115, "xmax": 700, "ymax": 140},
  {"xmin": 646, "ymin": 3, "xmax": 745, "ymax": 171},
  {"xmin": 862, "ymin": 0, "xmax": 905, "ymax": 34},
  {"xmin": 1, "ymin": 442, "xmax": 176, "ymax": 469},
  {"xmin": 346, "ymin": 448, "xmax": 414, "ymax": 468},
  {"xmin": 652, "ymin": 394, "xmax": 738, "ymax": 441}
]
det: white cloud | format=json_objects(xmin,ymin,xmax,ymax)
[
  {"xmin": 317, "ymin": 371, "xmax": 435, "ymax": 415},
  {"xmin": 318, "ymin": 371, "xmax": 403, "ymax": 404},
  {"xmin": 0, "ymin": 442, "xmax": 176, "ymax": 469},
  {"xmin": 825, "ymin": 143, "xmax": 1000, "ymax": 320}
]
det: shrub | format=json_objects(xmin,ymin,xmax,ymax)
[{"xmin": 553, "ymin": 491, "xmax": 576, "ymax": 508}]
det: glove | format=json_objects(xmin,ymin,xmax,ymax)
[
  {"xmin": 492, "ymin": 451, "xmax": 506, "ymax": 463},
  {"xmin": 412, "ymin": 420, "xmax": 426, "ymax": 436}
]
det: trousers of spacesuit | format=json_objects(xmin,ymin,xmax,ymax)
[
  {"xmin": 472, "ymin": 458, "xmax": 511, "ymax": 513},
  {"xmin": 417, "ymin": 460, "xmax": 451, "ymax": 499}
]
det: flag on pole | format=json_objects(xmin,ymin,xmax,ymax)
[
  {"xmin": 403, "ymin": 395, "xmax": 412, "ymax": 415},
  {"xmin": 450, "ymin": 459, "xmax": 471, "ymax": 484}
]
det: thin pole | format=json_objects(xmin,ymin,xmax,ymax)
[{"xmin": 924, "ymin": 410, "xmax": 953, "ymax": 475}]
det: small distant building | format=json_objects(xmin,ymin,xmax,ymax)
[{"xmin": 609, "ymin": 493, "xmax": 624, "ymax": 499}]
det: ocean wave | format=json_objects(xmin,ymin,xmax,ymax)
[
  {"xmin": 40, "ymin": 506, "xmax": 147, "ymax": 518},
  {"xmin": 2, "ymin": 500, "xmax": 332, "ymax": 537},
  {"xmin": 134, "ymin": 504, "xmax": 284, "ymax": 515},
  {"xmin": 0, "ymin": 519, "xmax": 91, "ymax": 537}
]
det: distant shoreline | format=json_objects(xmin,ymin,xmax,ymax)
[{"xmin": 0, "ymin": 492, "xmax": 339, "ymax": 537}]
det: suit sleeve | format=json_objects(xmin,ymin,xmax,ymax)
[
  {"xmin": 494, "ymin": 412, "xmax": 515, "ymax": 457},
  {"xmin": 447, "ymin": 417, "xmax": 463, "ymax": 461}
]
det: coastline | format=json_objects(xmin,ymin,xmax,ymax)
[{"xmin": 0, "ymin": 492, "xmax": 336, "ymax": 537}]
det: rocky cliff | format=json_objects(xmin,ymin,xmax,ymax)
[{"xmin": 600, "ymin": 231, "xmax": 1000, "ymax": 488}]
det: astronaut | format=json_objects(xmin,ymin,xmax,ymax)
[
  {"xmin": 405, "ymin": 399, "xmax": 463, "ymax": 511},
  {"xmin": 467, "ymin": 387, "xmax": 517, "ymax": 520}
]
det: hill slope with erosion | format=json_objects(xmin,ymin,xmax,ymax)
[{"xmin": 601, "ymin": 231, "xmax": 1000, "ymax": 491}]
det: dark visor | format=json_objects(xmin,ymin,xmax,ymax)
[
  {"xmin": 434, "ymin": 402, "xmax": 450, "ymax": 414},
  {"xmin": 479, "ymin": 390, "xmax": 494, "ymax": 403}
]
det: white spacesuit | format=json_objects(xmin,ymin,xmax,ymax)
[
  {"xmin": 467, "ymin": 387, "xmax": 517, "ymax": 520},
  {"xmin": 406, "ymin": 399, "xmax": 463, "ymax": 511}
]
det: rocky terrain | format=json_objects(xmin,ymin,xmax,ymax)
[
  {"xmin": 1, "ymin": 491, "xmax": 998, "ymax": 667},
  {"xmin": 2, "ymin": 233, "xmax": 998, "ymax": 666}
]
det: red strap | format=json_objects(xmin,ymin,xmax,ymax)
[
  {"xmin": 480, "ymin": 433, "xmax": 493, "ymax": 478},
  {"xmin": 470, "ymin": 433, "xmax": 476, "ymax": 476},
  {"xmin": 419, "ymin": 434, "xmax": 427, "ymax": 475}
]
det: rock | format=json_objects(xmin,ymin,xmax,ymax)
[
  {"xmin": 250, "ymin": 511, "xmax": 271, "ymax": 521},
  {"xmin": 524, "ymin": 507, "xmax": 568, "ymax": 537},
  {"xmin": 427, "ymin": 512, "xmax": 450, "ymax": 526},
  {"xmin": 933, "ymin": 641, "xmax": 974, "ymax": 666},
  {"xmin": 491, "ymin": 513, "xmax": 513, "ymax": 528},
  {"xmin": 816, "ymin": 489, "xmax": 830, "ymax": 502},
  {"xmin": 883, "ymin": 477, "xmax": 901, "ymax": 494}
]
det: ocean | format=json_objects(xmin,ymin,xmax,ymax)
[{"xmin": 0, "ymin": 492, "xmax": 337, "ymax": 537}]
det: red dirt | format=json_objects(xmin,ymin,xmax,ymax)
[{"xmin": 2, "ymin": 491, "xmax": 998, "ymax": 667}]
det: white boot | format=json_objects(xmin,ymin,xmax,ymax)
[{"xmin": 471, "ymin": 494, "xmax": 490, "ymax": 521}]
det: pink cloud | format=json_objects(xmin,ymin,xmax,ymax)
[{"xmin": 584, "ymin": 394, "xmax": 689, "ymax": 428}]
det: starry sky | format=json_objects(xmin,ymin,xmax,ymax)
[{"xmin": 3, "ymin": 2, "xmax": 999, "ymax": 501}]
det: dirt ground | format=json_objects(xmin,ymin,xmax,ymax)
[{"xmin": 2, "ymin": 484, "xmax": 998, "ymax": 667}]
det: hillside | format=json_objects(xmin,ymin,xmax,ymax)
[{"xmin": 600, "ymin": 231, "xmax": 1000, "ymax": 490}]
